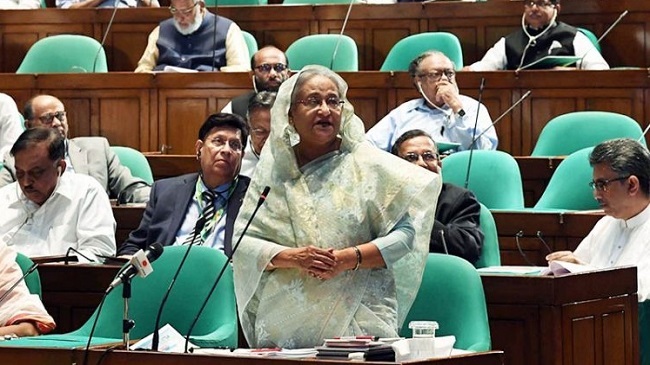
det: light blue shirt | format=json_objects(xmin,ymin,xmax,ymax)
[
  {"xmin": 366, "ymin": 96, "xmax": 498, "ymax": 152},
  {"xmin": 173, "ymin": 179, "xmax": 232, "ymax": 251}
]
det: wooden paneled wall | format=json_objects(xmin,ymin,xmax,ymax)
[
  {"xmin": 0, "ymin": 0, "xmax": 647, "ymax": 72},
  {"xmin": 3, "ymin": 70, "xmax": 649, "ymax": 155}
]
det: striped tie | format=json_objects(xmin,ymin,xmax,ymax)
[{"xmin": 184, "ymin": 190, "xmax": 217, "ymax": 246}]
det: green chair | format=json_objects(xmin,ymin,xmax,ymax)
[
  {"xmin": 380, "ymin": 32, "xmax": 463, "ymax": 71},
  {"xmin": 578, "ymin": 27, "xmax": 600, "ymax": 53},
  {"xmin": 441, "ymin": 150, "xmax": 525, "ymax": 210},
  {"xmin": 204, "ymin": 0, "xmax": 267, "ymax": 5},
  {"xmin": 241, "ymin": 31, "xmax": 259, "ymax": 58},
  {"xmin": 531, "ymin": 111, "xmax": 644, "ymax": 157},
  {"xmin": 15, "ymin": 253, "xmax": 42, "ymax": 298},
  {"xmin": 474, "ymin": 203, "xmax": 501, "ymax": 269},
  {"xmin": 533, "ymin": 147, "xmax": 599, "ymax": 211},
  {"xmin": 400, "ymin": 253, "xmax": 491, "ymax": 351},
  {"xmin": 0, "ymin": 246, "xmax": 238, "ymax": 349},
  {"xmin": 110, "ymin": 146, "xmax": 154, "ymax": 185},
  {"xmin": 285, "ymin": 34, "xmax": 358, "ymax": 71},
  {"xmin": 16, "ymin": 35, "xmax": 108, "ymax": 74}
]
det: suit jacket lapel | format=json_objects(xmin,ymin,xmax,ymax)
[
  {"xmin": 67, "ymin": 139, "xmax": 90, "ymax": 175},
  {"xmin": 165, "ymin": 173, "xmax": 199, "ymax": 246}
]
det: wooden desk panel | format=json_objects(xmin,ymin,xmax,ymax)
[
  {"xmin": 3, "ymin": 70, "xmax": 649, "ymax": 156},
  {"xmin": 1, "ymin": 1, "xmax": 649, "ymax": 72},
  {"xmin": 481, "ymin": 266, "xmax": 638, "ymax": 365}
]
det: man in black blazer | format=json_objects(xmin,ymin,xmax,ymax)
[
  {"xmin": 392, "ymin": 129, "xmax": 484, "ymax": 264},
  {"xmin": 118, "ymin": 113, "xmax": 250, "ymax": 256}
]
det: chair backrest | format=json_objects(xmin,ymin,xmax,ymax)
[
  {"xmin": 73, "ymin": 246, "xmax": 237, "ymax": 347},
  {"xmin": 533, "ymin": 147, "xmax": 599, "ymax": 211},
  {"xmin": 15, "ymin": 253, "xmax": 42, "ymax": 298},
  {"xmin": 474, "ymin": 203, "xmax": 501, "ymax": 269},
  {"xmin": 441, "ymin": 150, "xmax": 525, "ymax": 210},
  {"xmin": 380, "ymin": 32, "xmax": 463, "ymax": 72},
  {"xmin": 578, "ymin": 27, "xmax": 600, "ymax": 53},
  {"xmin": 400, "ymin": 254, "xmax": 491, "ymax": 351},
  {"xmin": 241, "ymin": 31, "xmax": 259, "ymax": 57},
  {"xmin": 110, "ymin": 146, "xmax": 154, "ymax": 185},
  {"xmin": 16, "ymin": 35, "xmax": 108, "ymax": 74},
  {"xmin": 531, "ymin": 111, "xmax": 644, "ymax": 157},
  {"xmin": 285, "ymin": 34, "xmax": 358, "ymax": 71}
]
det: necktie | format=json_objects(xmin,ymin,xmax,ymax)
[{"xmin": 184, "ymin": 190, "xmax": 217, "ymax": 246}]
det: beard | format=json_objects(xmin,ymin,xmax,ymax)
[{"xmin": 173, "ymin": 9, "xmax": 203, "ymax": 36}]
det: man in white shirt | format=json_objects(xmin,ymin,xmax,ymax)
[
  {"xmin": 240, "ymin": 91, "xmax": 275, "ymax": 177},
  {"xmin": 547, "ymin": 138, "xmax": 650, "ymax": 301},
  {"xmin": 367, "ymin": 51, "xmax": 497, "ymax": 152},
  {"xmin": 0, "ymin": 93, "xmax": 23, "ymax": 158},
  {"xmin": 135, "ymin": 0, "xmax": 249, "ymax": 72},
  {"xmin": 0, "ymin": 128, "xmax": 116, "ymax": 262},
  {"xmin": 0, "ymin": 0, "xmax": 39, "ymax": 9}
]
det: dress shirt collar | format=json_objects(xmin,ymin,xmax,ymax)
[{"xmin": 619, "ymin": 201, "xmax": 650, "ymax": 229}]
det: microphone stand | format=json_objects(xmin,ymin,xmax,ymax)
[{"xmin": 122, "ymin": 278, "xmax": 136, "ymax": 350}]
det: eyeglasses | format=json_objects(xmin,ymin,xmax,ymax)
[
  {"xmin": 37, "ymin": 111, "xmax": 66, "ymax": 125},
  {"xmin": 294, "ymin": 96, "xmax": 344, "ymax": 111},
  {"xmin": 524, "ymin": 1, "xmax": 555, "ymax": 8},
  {"xmin": 206, "ymin": 137, "xmax": 242, "ymax": 152},
  {"xmin": 255, "ymin": 63, "xmax": 287, "ymax": 73},
  {"xmin": 402, "ymin": 151, "xmax": 439, "ymax": 163},
  {"xmin": 588, "ymin": 175, "xmax": 630, "ymax": 192},
  {"xmin": 417, "ymin": 69, "xmax": 456, "ymax": 83},
  {"xmin": 169, "ymin": 2, "xmax": 197, "ymax": 15}
]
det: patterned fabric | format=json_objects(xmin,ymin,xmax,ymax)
[
  {"xmin": 233, "ymin": 65, "xmax": 440, "ymax": 348},
  {"xmin": 184, "ymin": 190, "xmax": 217, "ymax": 246}
]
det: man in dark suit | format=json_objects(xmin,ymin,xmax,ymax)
[
  {"xmin": 392, "ymin": 129, "xmax": 484, "ymax": 264},
  {"xmin": 0, "ymin": 94, "xmax": 150, "ymax": 203},
  {"xmin": 118, "ymin": 113, "xmax": 250, "ymax": 256}
]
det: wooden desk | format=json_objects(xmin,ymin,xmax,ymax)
[
  {"xmin": 0, "ymin": 347, "xmax": 505, "ymax": 365},
  {"xmin": 0, "ymin": 0, "xmax": 646, "ymax": 72},
  {"xmin": 146, "ymin": 154, "xmax": 199, "ymax": 180},
  {"xmin": 3, "ymin": 70, "xmax": 649, "ymax": 156},
  {"xmin": 491, "ymin": 210, "xmax": 603, "ymax": 266},
  {"xmin": 481, "ymin": 266, "xmax": 639, "ymax": 365}
]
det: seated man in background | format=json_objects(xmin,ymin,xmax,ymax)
[
  {"xmin": 118, "ymin": 113, "xmax": 250, "ymax": 256},
  {"xmin": 0, "ymin": 128, "xmax": 116, "ymax": 262},
  {"xmin": 0, "ymin": 93, "xmax": 23, "ymax": 157},
  {"xmin": 546, "ymin": 138, "xmax": 650, "ymax": 299},
  {"xmin": 57, "ymin": 0, "xmax": 158, "ymax": 9},
  {"xmin": 240, "ymin": 91, "xmax": 276, "ymax": 177},
  {"xmin": 0, "ymin": 94, "xmax": 151, "ymax": 203},
  {"xmin": 392, "ymin": 129, "xmax": 484, "ymax": 264},
  {"xmin": 465, "ymin": 0, "xmax": 609, "ymax": 71},
  {"xmin": 367, "ymin": 51, "xmax": 497, "ymax": 152},
  {"xmin": 0, "ymin": 242, "xmax": 56, "ymax": 337},
  {"xmin": 221, "ymin": 46, "xmax": 288, "ymax": 117},
  {"xmin": 135, "ymin": 0, "xmax": 249, "ymax": 72}
]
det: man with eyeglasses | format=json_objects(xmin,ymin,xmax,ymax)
[
  {"xmin": 118, "ymin": 113, "xmax": 250, "ymax": 256},
  {"xmin": 221, "ymin": 46, "xmax": 289, "ymax": 118},
  {"xmin": 0, "ymin": 94, "xmax": 151, "ymax": 204},
  {"xmin": 464, "ymin": 0, "xmax": 609, "ymax": 71},
  {"xmin": 547, "ymin": 138, "xmax": 650, "ymax": 300},
  {"xmin": 367, "ymin": 51, "xmax": 497, "ymax": 152},
  {"xmin": 135, "ymin": 0, "xmax": 249, "ymax": 73},
  {"xmin": 0, "ymin": 128, "xmax": 116, "ymax": 262},
  {"xmin": 392, "ymin": 129, "xmax": 484, "ymax": 264},
  {"xmin": 240, "ymin": 91, "xmax": 276, "ymax": 177}
]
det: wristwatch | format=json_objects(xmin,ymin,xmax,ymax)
[{"xmin": 455, "ymin": 109, "xmax": 466, "ymax": 118}]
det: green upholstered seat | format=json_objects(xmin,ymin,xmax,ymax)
[
  {"xmin": 285, "ymin": 34, "xmax": 359, "ymax": 71},
  {"xmin": 380, "ymin": 32, "xmax": 463, "ymax": 71},
  {"xmin": 110, "ymin": 146, "xmax": 154, "ymax": 185},
  {"xmin": 16, "ymin": 35, "xmax": 108, "ymax": 74},
  {"xmin": 474, "ymin": 203, "xmax": 501, "ymax": 268}
]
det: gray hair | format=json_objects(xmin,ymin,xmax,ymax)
[
  {"xmin": 589, "ymin": 138, "xmax": 650, "ymax": 196},
  {"xmin": 408, "ymin": 51, "xmax": 456, "ymax": 78}
]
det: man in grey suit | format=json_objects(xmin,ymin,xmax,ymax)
[
  {"xmin": 0, "ymin": 94, "xmax": 150, "ymax": 203},
  {"xmin": 118, "ymin": 113, "xmax": 250, "ymax": 256}
]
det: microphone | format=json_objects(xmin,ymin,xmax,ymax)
[
  {"xmin": 330, "ymin": 0, "xmax": 356, "ymax": 70},
  {"xmin": 92, "ymin": 0, "xmax": 120, "ymax": 73},
  {"xmin": 536, "ymin": 231, "xmax": 552, "ymax": 254},
  {"xmin": 106, "ymin": 243, "xmax": 164, "ymax": 294},
  {"xmin": 514, "ymin": 230, "xmax": 536, "ymax": 266},
  {"xmin": 578, "ymin": 10, "xmax": 628, "ymax": 69},
  {"xmin": 183, "ymin": 186, "xmax": 271, "ymax": 352},
  {"xmin": 464, "ymin": 77, "xmax": 485, "ymax": 189},
  {"xmin": 151, "ymin": 214, "xmax": 207, "ymax": 351},
  {"xmin": 439, "ymin": 230, "xmax": 449, "ymax": 255},
  {"xmin": 65, "ymin": 246, "xmax": 95, "ymax": 263},
  {"xmin": 0, "ymin": 262, "xmax": 38, "ymax": 307},
  {"xmin": 469, "ymin": 90, "xmax": 532, "ymax": 147},
  {"xmin": 639, "ymin": 123, "xmax": 650, "ymax": 143}
]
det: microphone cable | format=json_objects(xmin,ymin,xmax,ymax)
[
  {"xmin": 536, "ymin": 230, "xmax": 552, "ymax": 254},
  {"xmin": 329, "ymin": 0, "xmax": 355, "ymax": 70},
  {"xmin": 81, "ymin": 292, "xmax": 109, "ymax": 365},
  {"xmin": 464, "ymin": 77, "xmax": 485, "ymax": 189},
  {"xmin": 515, "ymin": 230, "xmax": 536, "ymax": 267},
  {"xmin": 92, "ymin": 0, "xmax": 121, "ymax": 73}
]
